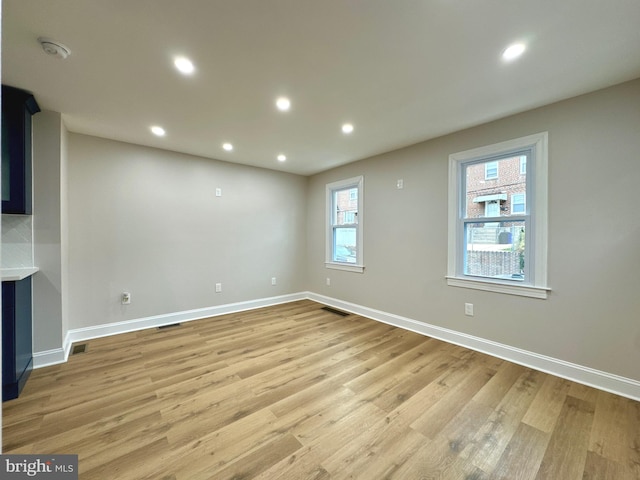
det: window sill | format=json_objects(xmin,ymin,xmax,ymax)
[
  {"xmin": 325, "ymin": 262, "xmax": 365, "ymax": 273},
  {"xmin": 446, "ymin": 276, "xmax": 549, "ymax": 299}
]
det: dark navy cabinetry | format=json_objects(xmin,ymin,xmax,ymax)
[
  {"xmin": 2, "ymin": 277, "xmax": 33, "ymax": 401},
  {"xmin": 2, "ymin": 84, "xmax": 38, "ymax": 400},
  {"xmin": 2, "ymin": 85, "xmax": 40, "ymax": 214}
]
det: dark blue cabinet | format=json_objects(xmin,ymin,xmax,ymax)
[
  {"xmin": 2, "ymin": 277, "xmax": 33, "ymax": 401},
  {"xmin": 2, "ymin": 85, "xmax": 40, "ymax": 214}
]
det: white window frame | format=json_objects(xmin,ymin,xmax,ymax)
[
  {"xmin": 447, "ymin": 132, "xmax": 549, "ymax": 299},
  {"xmin": 519, "ymin": 155, "xmax": 527, "ymax": 174},
  {"xmin": 326, "ymin": 176, "xmax": 364, "ymax": 273}
]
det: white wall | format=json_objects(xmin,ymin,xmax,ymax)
[
  {"xmin": 306, "ymin": 78, "xmax": 640, "ymax": 382},
  {"xmin": 67, "ymin": 134, "xmax": 308, "ymax": 330}
]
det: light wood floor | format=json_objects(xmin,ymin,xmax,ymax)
[{"xmin": 3, "ymin": 300, "xmax": 640, "ymax": 479}]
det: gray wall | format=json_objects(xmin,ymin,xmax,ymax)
[
  {"xmin": 60, "ymin": 116, "xmax": 69, "ymax": 338},
  {"xmin": 43, "ymin": 79, "xmax": 640, "ymax": 386},
  {"xmin": 33, "ymin": 111, "xmax": 66, "ymax": 353},
  {"xmin": 67, "ymin": 134, "xmax": 308, "ymax": 330},
  {"xmin": 306, "ymin": 78, "xmax": 640, "ymax": 381}
]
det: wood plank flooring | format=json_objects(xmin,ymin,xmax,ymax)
[{"xmin": 3, "ymin": 300, "xmax": 640, "ymax": 479}]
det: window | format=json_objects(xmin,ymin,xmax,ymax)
[
  {"xmin": 485, "ymin": 161, "xmax": 498, "ymax": 180},
  {"xmin": 326, "ymin": 176, "xmax": 364, "ymax": 272},
  {"xmin": 447, "ymin": 132, "xmax": 549, "ymax": 298},
  {"xmin": 511, "ymin": 193, "xmax": 525, "ymax": 214},
  {"xmin": 520, "ymin": 155, "xmax": 527, "ymax": 174}
]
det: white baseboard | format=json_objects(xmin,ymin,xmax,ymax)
[
  {"xmin": 34, "ymin": 292, "xmax": 307, "ymax": 368},
  {"xmin": 34, "ymin": 291, "xmax": 640, "ymax": 401},
  {"xmin": 306, "ymin": 292, "xmax": 640, "ymax": 402},
  {"xmin": 33, "ymin": 347, "xmax": 67, "ymax": 369}
]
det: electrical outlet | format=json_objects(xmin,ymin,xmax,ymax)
[
  {"xmin": 326, "ymin": 277, "xmax": 331, "ymax": 286},
  {"xmin": 271, "ymin": 277, "xmax": 277, "ymax": 286},
  {"xmin": 215, "ymin": 283, "xmax": 222, "ymax": 293},
  {"xmin": 215, "ymin": 188, "xmax": 222, "ymax": 197},
  {"xmin": 464, "ymin": 303, "xmax": 474, "ymax": 316},
  {"xmin": 397, "ymin": 179, "xmax": 404, "ymax": 189},
  {"xmin": 122, "ymin": 292, "xmax": 131, "ymax": 305}
]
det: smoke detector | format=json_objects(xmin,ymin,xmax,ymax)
[{"xmin": 38, "ymin": 37, "xmax": 71, "ymax": 59}]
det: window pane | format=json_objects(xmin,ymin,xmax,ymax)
[
  {"xmin": 333, "ymin": 227, "xmax": 357, "ymax": 263},
  {"xmin": 334, "ymin": 188, "xmax": 358, "ymax": 226},
  {"xmin": 464, "ymin": 221, "xmax": 525, "ymax": 280},
  {"xmin": 465, "ymin": 155, "xmax": 527, "ymax": 218}
]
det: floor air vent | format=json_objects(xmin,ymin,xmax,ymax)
[
  {"xmin": 157, "ymin": 323, "xmax": 182, "ymax": 330},
  {"xmin": 71, "ymin": 343, "xmax": 87, "ymax": 355},
  {"xmin": 321, "ymin": 306, "xmax": 350, "ymax": 317}
]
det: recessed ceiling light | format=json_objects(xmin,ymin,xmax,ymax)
[
  {"xmin": 174, "ymin": 56, "xmax": 195, "ymax": 75},
  {"xmin": 38, "ymin": 37, "xmax": 71, "ymax": 60},
  {"xmin": 342, "ymin": 123, "xmax": 354, "ymax": 134},
  {"xmin": 502, "ymin": 43, "xmax": 526, "ymax": 61},
  {"xmin": 222, "ymin": 143, "xmax": 233, "ymax": 151},
  {"xmin": 276, "ymin": 97, "xmax": 291, "ymax": 111},
  {"xmin": 277, "ymin": 154, "xmax": 287, "ymax": 162},
  {"xmin": 150, "ymin": 126, "xmax": 166, "ymax": 136}
]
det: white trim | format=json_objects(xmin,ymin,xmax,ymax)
[
  {"xmin": 32, "ymin": 291, "xmax": 640, "ymax": 401},
  {"xmin": 446, "ymin": 276, "xmax": 549, "ymax": 299},
  {"xmin": 325, "ymin": 175, "xmax": 364, "ymax": 271},
  {"xmin": 532, "ymin": 133, "xmax": 549, "ymax": 287},
  {"xmin": 306, "ymin": 292, "xmax": 640, "ymax": 402},
  {"xmin": 325, "ymin": 262, "xmax": 364, "ymax": 273},
  {"xmin": 33, "ymin": 347, "xmax": 67, "ymax": 369},
  {"xmin": 448, "ymin": 132, "xmax": 548, "ymax": 296},
  {"xmin": 34, "ymin": 292, "xmax": 307, "ymax": 367}
]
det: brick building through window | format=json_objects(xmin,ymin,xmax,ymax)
[
  {"xmin": 464, "ymin": 154, "xmax": 527, "ymax": 277},
  {"xmin": 465, "ymin": 155, "xmax": 526, "ymax": 220}
]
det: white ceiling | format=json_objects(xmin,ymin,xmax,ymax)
[{"xmin": 3, "ymin": 0, "xmax": 640, "ymax": 176}]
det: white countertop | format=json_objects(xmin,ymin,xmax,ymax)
[{"xmin": 1, "ymin": 267, "xmax": 39, "ymax": 281}]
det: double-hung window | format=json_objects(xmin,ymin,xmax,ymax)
[
  {"xmin": 447, "ymin": 133, "xmax": 549, "ymax": 298},
  {"xmin": 326, "ymin": 176, "xmax": 364, "ymax": 272}
]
